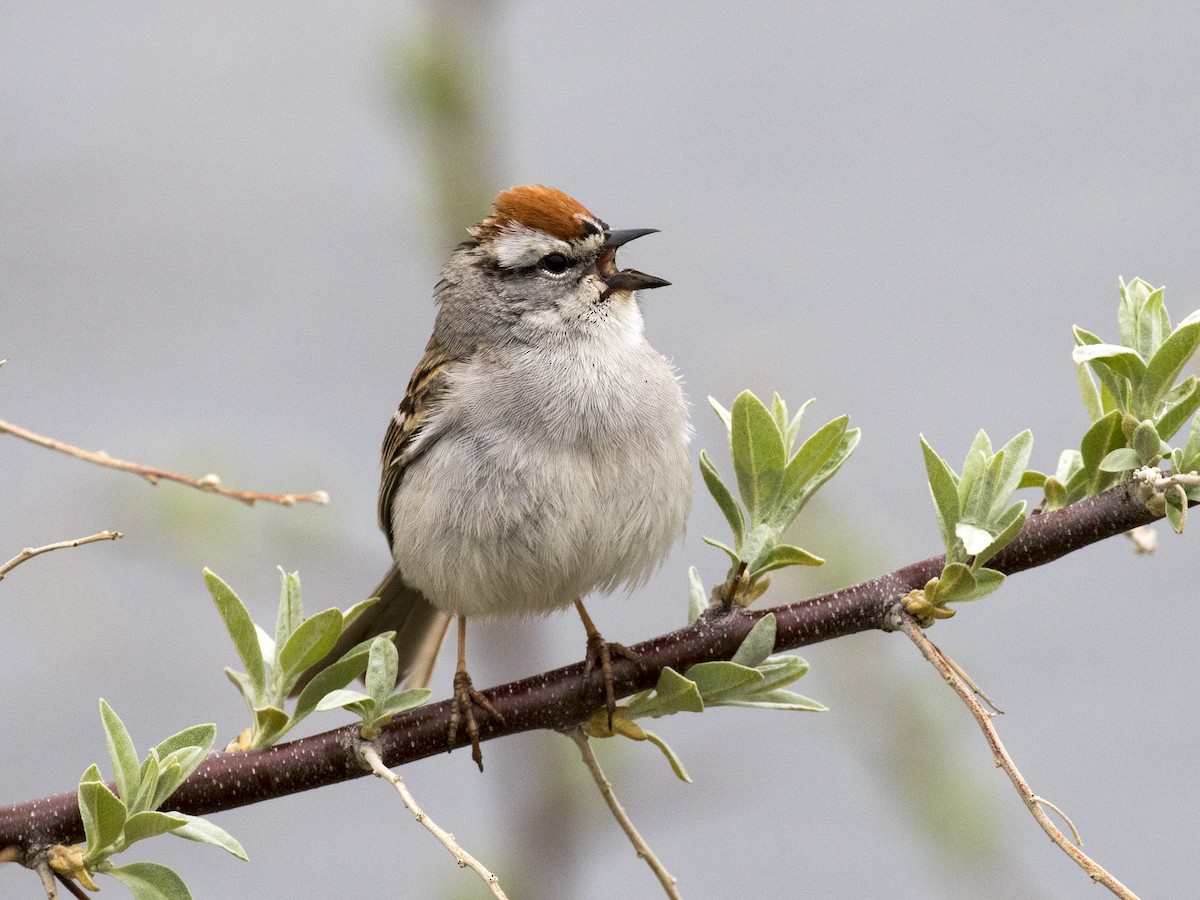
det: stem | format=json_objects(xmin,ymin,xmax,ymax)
[
  {"xmin": 0, "ymin": 419, "xmax": 328, "ymax": 508},
  {"xmin": 0, "ymin": 532, "xmax": 123, "ymax": 582},
  {"xmin": 567, "ymin": 729, "xmax": 680, "ymax": 899},
  {"xmin": 358, "ymin": 743, "xmax": 508, "ymax": 899},
  {"xmin": 897, "ymin": 613, "xmax": 1139, "ymax": 900}
]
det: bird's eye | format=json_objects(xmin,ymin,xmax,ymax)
[{"xmin": 538, "ymin": 252, "xmax": 570, "ymax": 274}]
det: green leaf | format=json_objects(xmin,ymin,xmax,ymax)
[
  {"xmin": 1154, "ymin": 377, "xmax": 1200, "ymax": 442},
  {"xmin": 972, "ymin": 500, "xmax": 1025, "ymax": 569},
  {"xmin": 1165, "ymin": 484, "xmax": 1187, "ymax": 534},
  {"xmin": 205, "ymin": 570, "xmax": 266, "ymax": 700},
  {"xmin": 77, "ymin": 766, "xmax": 103, "ymax": 857},
  {"xmin": 1079, "ymin": 410, "xmax": 1126, "ymax": 495},
  {"xmin": 1117, "ymin": 276, "xmax": 1139, "ymax": 350},
  {"xmin": 955, "ymin": 567, "xmax": 1006, "ymax": 602},
  {"xmin": 277, "ymin": 608, "xmax": 343, "ymax": 690},
  {"xmin": 378, "ymin": 688, "xmax": 432, "ymax": 718},
  {"xmin": 1072, "ymin": 342, "xmax": 1148, "ymax": 384},
  {"xmin": 365, "ymin": 636, "xmax": 400, "ymax": 709},
  {"xmin": 957, "ymin": 431, "xmax": 994, "ymax": 511},
  {"xmin": 989, "ymin": 431, "xmax": 1034, "ymax": 521},
  {"xmin": 1073, "ymin": 327, "xmax": 1135, "ymax": 409},
  {"xmin": 719, "ymin": 689, "xmax": 827, "ymax": 712},
  {"xmin": 687, "ymin": 566, "xmax": 706, "ymax": 625},
  {"xmin": 1132, "ymin": 420, "xmax": 1162, "ymax": 464},
  {"xmin": 80, "ymin": 781, "xmax": 127, "ymax": 860},
  {"xmin": 251, "ymin": 706, "xmax": 291, "ymax": 748},
  {"xmin": 340, "ymin": 596, "xmax": 380, "ymax": 629},
  {"xmin": 1133, "ymin": 284, "xmax": 1169, "ymax": 363},
  {"xmin": 1018, "ymin": 470, "xmax": 1046, "ymax": 490},
  {"xmin": 699, "ymin": 450, "xmax": 745, "ymax": 545},
  {"xmin": 752, "ymin": 654, "xmax": 811, "ymax": 691},
  {"xmin": 170, "ymin": 814, "xmax": 249, "ymax": 861},
  {"xmin": 314, "ymin": 688, "xmax": 372, "ymax": 712},
  {"xmin": 684, "ymin": 661, "xmax": 764, "ymax": 701},
  {"xmin": 921, "ymin": 436, "xmax": 962, "ymax": 559},
  {"xmin": 775, "ymin": 415, "xmax": 848, "ymax": 522},
  {"xmin": 274, "ymin": 569, "xmax": 304, "ymax": 654},
  {"xmin": 1042, "ymin": 476, "xmax": 1068, "ymax": 510},
  {"xmin": 626, "ymin": 667, "xmax": 705, "ymax": 719},
  {"xmin": 99, "ymin": 700, "xmax": 140, "ymax": 806},
  {"xmin": 292, "ymin": 635, "xmax": 380, "ymax": 723},
  {"xmin": 1076, "ymin": 361, "xmax": 1103, "ymax": 423},
  {"xmin": 770, "ymin": 392, "xmax": 789, "ymax": 437},
  {"xmin": 152, "ymin": 725, "xmax": 216, "ymax": 766},
  {"xmin": 130, "ymin": 754, "xmax": 160, "ymax": 816},
  {"xmin": 102, "ymin": 861, "xmax": 193, "ymax": 900},
  {"xmin": 151, "ymin": 749, "xmax": 204, "ymax": 810},
  {"xmin": 730, "ymin": 390, "xmax": 787, "ymax": 522},
  {"xmin": 1055, "ymin": 449, "xmax": 1082, "ymax": 483},
  {"xmin": 1138, "ymin": 312, "xmax": 1200, "ymax": 417},
  {"xmin": 1181, "ymin": 415, "xmax": 1200, "ymax": 472},
  {"xmin": 702, "ymin": 535, "xmax": 741, "ymax": 568},
  {"xmin": 708, "ymin": 396, "xmax": 733, "ymax": 433},
  {"xmin": 930, "ymin": 562, "xmax": 975, "ymax": 605},
  {"xmin": 960, "ymin": 448, "xmax": 1003, "ymax": 529},
  {"xmin": 224, "ymin": 668, "xmax": 257, "ymax": 711},
  {"xmin": 747, "ymin": 543, "xmax": 824, "ymax": 579},
  {"xmin": 730, "ymin": 614, "xmax": 776, "ymax": 668},
  {"xmin": 786, "ymin": 399, "xmax": 815, "ymax": 450},
  {"xmin": 121, "ymin": 811, "xmax": 188, "ymax": 848},
  {"xmin": 1099, "ymin": 447, "xmax": 1142, "ymax": 473},
  {"xmin": 642, "ymin": 730, "xmax": 692, "ymax": 783}
]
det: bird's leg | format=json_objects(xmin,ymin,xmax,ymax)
[
  {"xmin": 575, "ymin": 598, "xmax": 637, "ymax": 730},
  {"xmin": 447, "ymin": 616, "xmax": 501, "ymax": 772}
]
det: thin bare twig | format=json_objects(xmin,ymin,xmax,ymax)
[
  {"xmin": 897, "ymin": 613, "xmax": 1139, "ymax": 900},
  {"xmin": 0, "ymin": 419, "xmax": 329, "ymax": 508},
  {"xmin": 0, "ymin": 531, "xmax": 123, "ymax": 582},
  {"xmin": 358, "ymin": 743, "xmax": 508, "ymax": 900},
  {"xmin": 567, "ymin": 728, "xmax": 681, "ymax": 899}
]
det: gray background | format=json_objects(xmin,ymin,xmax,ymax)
[{"xmin": 3, "ymin": 3, "xmax": 1198, "ymax": 898}]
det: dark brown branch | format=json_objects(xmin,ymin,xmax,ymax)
[{"xmin": 0, "ymin": 481, "xmax": 1162, "ymax": 854}]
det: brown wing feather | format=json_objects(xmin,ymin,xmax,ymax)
[{"xmin": 377, "ymin": 339, "xmax": 461, "ymax": 550}]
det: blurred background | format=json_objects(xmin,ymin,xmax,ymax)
[{"xmin": 3, "ymin": 3, "xmax": 1199, "ymax": 897}]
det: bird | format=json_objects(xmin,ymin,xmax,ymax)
[{"xmin": 302, "ymin": 185, "xmax": 692, "ymax": 769}]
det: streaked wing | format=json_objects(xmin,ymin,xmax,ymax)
[{"xmin": 377, "ymin": 340, "xmax": 461, "ymax": 550}]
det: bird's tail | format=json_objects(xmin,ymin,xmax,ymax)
[{"xmin": 292, "ymin": 566, "xmax": 451, "ymax": 695}]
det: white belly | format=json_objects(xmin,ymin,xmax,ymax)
[{"xmin": 389, "ymin": 337, "xmax": 691, "ymax": 619}]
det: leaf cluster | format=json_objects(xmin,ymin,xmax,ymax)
[
  {"xmin": 1037, "ymin": 278, "xmax": 1200, "ymax": 512},
  {"xmin": 206, "ymin": 568, "xmax": 395, "ymax": 750},
  {"xmin": 585, "ymin": 573, "xmax": 824, "ymax": 781},
  {"xmin": 315, "ymin": 636, "xmax": 430, "ymax": 739},
  {"xmin": 55, "ymin": 701, "xmax": 245, "ymax": 899},
  {"xmin": 702, "ymin": 391, "xmax": 859, "ymax": 605},
  {"xmin": 917, "ymin": 430, "xmax": 1033, "ymax": 614}
]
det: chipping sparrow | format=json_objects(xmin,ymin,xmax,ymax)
[{"xmin": 304, "ymin": 185, "xmax": 692, "ymax": 769}]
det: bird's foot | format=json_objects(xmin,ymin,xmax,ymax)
[
  {"xmin": 582, "ymin": 633, "xmax": 638, "ymax": 731},
  {"xmin": 448, "ymin": 668, "xmax": 502, "ymax": 772}
]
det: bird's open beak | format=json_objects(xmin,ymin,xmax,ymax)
[{"xmin": 600, "ymin": 229, "xmax": 671, "ymax": 298}]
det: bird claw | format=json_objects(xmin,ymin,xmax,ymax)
[
  {"xmin": 582, "ymin": 634, "xmax": 638, "ymax": 731},
  {"xmin": 448, "ymin": 669, "xmax": 503, "ymax": 772}
]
